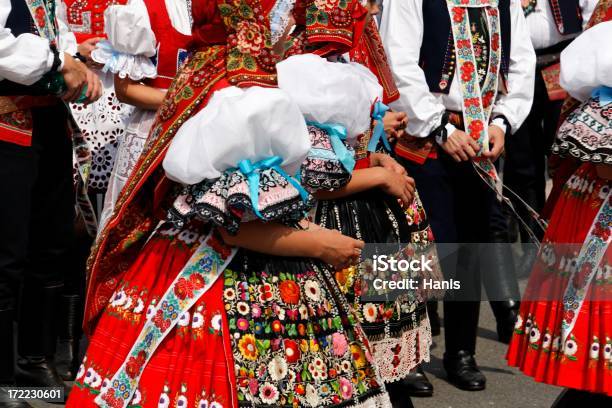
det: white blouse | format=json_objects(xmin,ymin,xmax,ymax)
[
  {"xmin": 380, "ymin": 0, "xmax": 536, "ymax": 138},
  {"xmin": 91, "ymin": 0, "xmax": 190, "ymax": 81},
  {"xmin": 0, "ymin": 0, "xmax": 76, "ymax": 85},
  {"xmin": 560, "ymin": 21, "xmax": 612, "ymax": 102},
  {"xmin": 525, "ymin": 0, "xmax": 599, "ymax": 50}
]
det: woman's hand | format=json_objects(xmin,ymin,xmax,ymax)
[
  {"xmin": 370, "ymin": 153, "xmax": 407, "ymax": 176},
  {"xmin": 375, "ymin": 167, "xmax": 415, "ymax": 206},
  {"xmin": 77, "ymin": 37, "xmax": 103, "ymax": 62},
  {"xmin": 313, "ymin": 228, "xmax": 365, "ymax": 270},
  {"xmin": 382, "ymin": 111, "xmax": 408, "ymax": 142}
]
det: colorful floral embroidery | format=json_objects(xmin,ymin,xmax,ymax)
[{"xmin": 95, "ymin": 233, "xmax": 237, "ymax": 408}]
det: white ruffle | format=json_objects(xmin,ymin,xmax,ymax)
[
  {"xmin": 91, "ymin": 41, "xmax": 157, "ymax": 81},
  {"xmin": 269, "ymin": 0, "xmax": 297, "ymax": 45}
]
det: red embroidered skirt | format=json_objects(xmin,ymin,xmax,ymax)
[
  {"xmin": 66, "ymin": 224, "xmax": 236, "ymax": 408},
  {"xmin": 506, "ymin": 163, "xmax": 612, "ymax": 396}
]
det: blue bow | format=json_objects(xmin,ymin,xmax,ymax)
[
  {"xmin": 592, "ymin": 86, "xmax": 612, "ymax": 106},
  {"xmin": 238, "ymin": 156, "xmax": 309, "ymax": 219},
  {"xmin": 368, "ymin": 101, "xmax": 391, "ymax": 152},
  {"xmin": 95, "ymin": 40, "xmax": 123, "ymax": 74},
  {"xmin": 307, "ymin": 122, "xmax": 356, "ymax": 173}
]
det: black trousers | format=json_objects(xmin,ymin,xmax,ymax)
[
  {"xmin": 400, "ymin": 154, "xmax": 495, "ymax": 355},
  {"xmin": 0, "ymin": 104, "xmax": 74, "ymax": 310},
  {"xmin": 504, "ymin": 68, "xmax": 560, "ymax": 242}
]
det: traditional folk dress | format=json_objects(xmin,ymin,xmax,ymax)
[
  {"xmin": 507, "ymin": 22, "xmax": 612, "ymax": 396},
  {"xmin": 92, "ymin": 0, "xmax": 192, "ymax": 231},
  {"xmin": 278, "ymin": 55, "xmax": 436, "ymax": 384},
  {"xmin": 68, "ymin": 1, "xmax": 391, "ymax": 407},
  {"xmin": 63, "ymin": 0, "xmax": 134, "ymax": 214}
]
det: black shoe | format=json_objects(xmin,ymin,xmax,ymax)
[
  {"xmin": 387, "ymin": 383, "xmax": 415, "ymax": 408},
  {"xmin": 491, "ymin": 300, "xmax": 520, "ymax": 344},
  {"xmin": 427, "ymin": 302, "xmax": 441, "ymax": 336},
  {"xmin": 15, "ymin": 357, "xmax": 66, "ymax": 390},
  {"xmin": 397, "ymin": 366, "xmax": 433, "ymax": 397},
  {"xmin": 55, "ymin": 294, "xmax": 82, "ymax": 381},
  {"xmin": 443, "ymin": 351, "xmax": 486, "ymax": 391}
]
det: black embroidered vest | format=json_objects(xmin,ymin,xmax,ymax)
[
  {"xmin": 418, "ymin": 0, "xmax": 511, "ymax": 94},
  {"xmin": 547, "ymin": 0, "xmax": 583, "ymax": 35},
  {"xmin": 6, "ymin": 0, "xmax": 39, "ymax": 37}
]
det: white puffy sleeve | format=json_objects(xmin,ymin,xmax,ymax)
[
  {"xmin": 380, "ymin": 0, "xmax": 449, "ymax": 138},
  {"xmin": 0, "ymin": 0, "xmax": 56, "ymax": 84},
  {"xmin": 560, "ymin": 22, "xmax": 612, "ymax": 102},
  {"xmin": 163, "ymin": 86, "xmax": 311, "ymax": 185},
  {"xmin": 91, "ymin": 0, "xmax": 157, "ymax": 80},
  {"xmin": 491, "ymin": 0, "xmax": 536, "ymax": 133},
  {"xmin": 277, "ymin": 54, "xmax": 382, "ymax": 145}
]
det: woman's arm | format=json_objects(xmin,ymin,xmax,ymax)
[
  {"xmin": 219, "ymin": 221, "xmax": 363, "ymax": 269},
  {"xmin": 114, "ymin": 75, "xmax": 165, "ymax": 110},
  {"xmin": 315, "ymin": 166, "xmax": 415, "ymax": 205}
]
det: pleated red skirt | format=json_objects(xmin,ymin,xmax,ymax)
[
  {"xmin": 66, "ymin": 224, "xmax": 237, "ymax": 407},
  {"xmin": 507, "ymin": 163, "xmax": 612, "ymax": 396}
]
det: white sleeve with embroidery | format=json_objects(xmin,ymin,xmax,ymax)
[
  {"xmin": 491, "ymin": 0, "xmax": 536, "ymax": 134},
  {"xmin": 0, "ymin": 0, "xmax": 56, "ymax": 85},
  {"xmin": 379, "ymin": 0, "xmax": 450, "ymax": 138}
]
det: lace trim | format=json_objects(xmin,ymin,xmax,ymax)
[
  {"xmin": 370, "ymin": 318, "xmax": 432, "ymax": 384},
  {"xmin": 91, "ymin": 40, "xmax": 157, "ymax": 82},
  {"xmin": 168, "ymin": 168, "xmax": 314, "ymax": 234},
  {"xmin": 269, "ymin": 0, "xmax": 296, "ymax": 45}
]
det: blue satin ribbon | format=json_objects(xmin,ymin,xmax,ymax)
[
  {"xmin": 592, "ymin": 86, "xmax": 612, "ymax": 106},
  {"xmin": 368, "ymin": 101, "xmax": 391, "ymax": 152},
  {"xmin": 307, "ymin": 122, "xmax": 355, "ymax": 173},
  {"xmin": 95, "ymin": 41, "xmax": 123, "ymax": 74},
  {"xmin": 238, "ymin": 156, "xmax": 309, "ymax": 219}
]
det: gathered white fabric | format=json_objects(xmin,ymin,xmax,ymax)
[
  {"xmin": 103, "ymin": 1, "xmax": 157, "ymax": 57},
  {"xmin": 91, "ymin": 41, "xmax": 157, "ymax": 81},
  {"xmin": 163, "ymin": 86, "xmax": 311, "ymax": 185},
  {"xmin": 560, "ymin": 22, "xmax": 612, "ymax": 102},
  {"xmin": 276, "ymin": 54, "xmax": 383, "ymax": 144}
]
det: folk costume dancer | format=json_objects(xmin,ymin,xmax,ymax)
[
  {"xmin": 94, "ymin": 0, "xmax": 192, "ymax": 232},
  {"xmin": 381, "ymin": 0, "xmax": 536, "ymax": 391},
  {"xmin": 503, "ymin": 0, "xmax": 599, "ymax": 274},
  {"xmin": 0, "ymin": 0, "xmax": 101, "ymax": 405},
  {"xmin": 300, "ymin": 1, "xmax": 441, "ymax": 400},
  {"xmin": 67, "ymin": 1, "xmax": 392, "ymax": 407},
  {"xmin": 507, "ymin": 20, "xmax": 612, "ymax": 406}
]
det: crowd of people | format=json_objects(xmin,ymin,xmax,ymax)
[{"xmin": 0, "ymin": 0, "xmax": 610, "ymax": 407}]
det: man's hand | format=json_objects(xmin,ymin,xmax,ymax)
[
  {"xmin": 77, "ymin": 37, "xmax": 103, "ymax": 61},
  {"xmin": 60, "ymin": 53, "xmax": 102, "ymax": 103},
  {"xmin": 382, "ymin": 111, "xmax": 408, "ymax": 142},
  {"xmin": 484, "ymin": 125, "xmax": 505, "ymax": 162},
  {"xmin": 440, "ymin": 129, "xmax": 481, "ymax": 162}
]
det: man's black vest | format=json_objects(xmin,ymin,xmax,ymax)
[
  {"xmin": 418, "ymin": 0, "xmax": 511, "ymax": 94},
  {"xmin": 547, "ymin": 0, "xmax": 583, "ymax": 35},
  {"xmin": 5, "ymin": 0, "xmax": 38, "ymax": 37}
]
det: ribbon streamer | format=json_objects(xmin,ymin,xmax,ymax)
[
  {"xmin": 368, "ymin": 101, "xmax": 391, "ymax": 152},
  {"xmin": 307, "ymin": 121, "xmax": 356, "ymax": 172}
]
